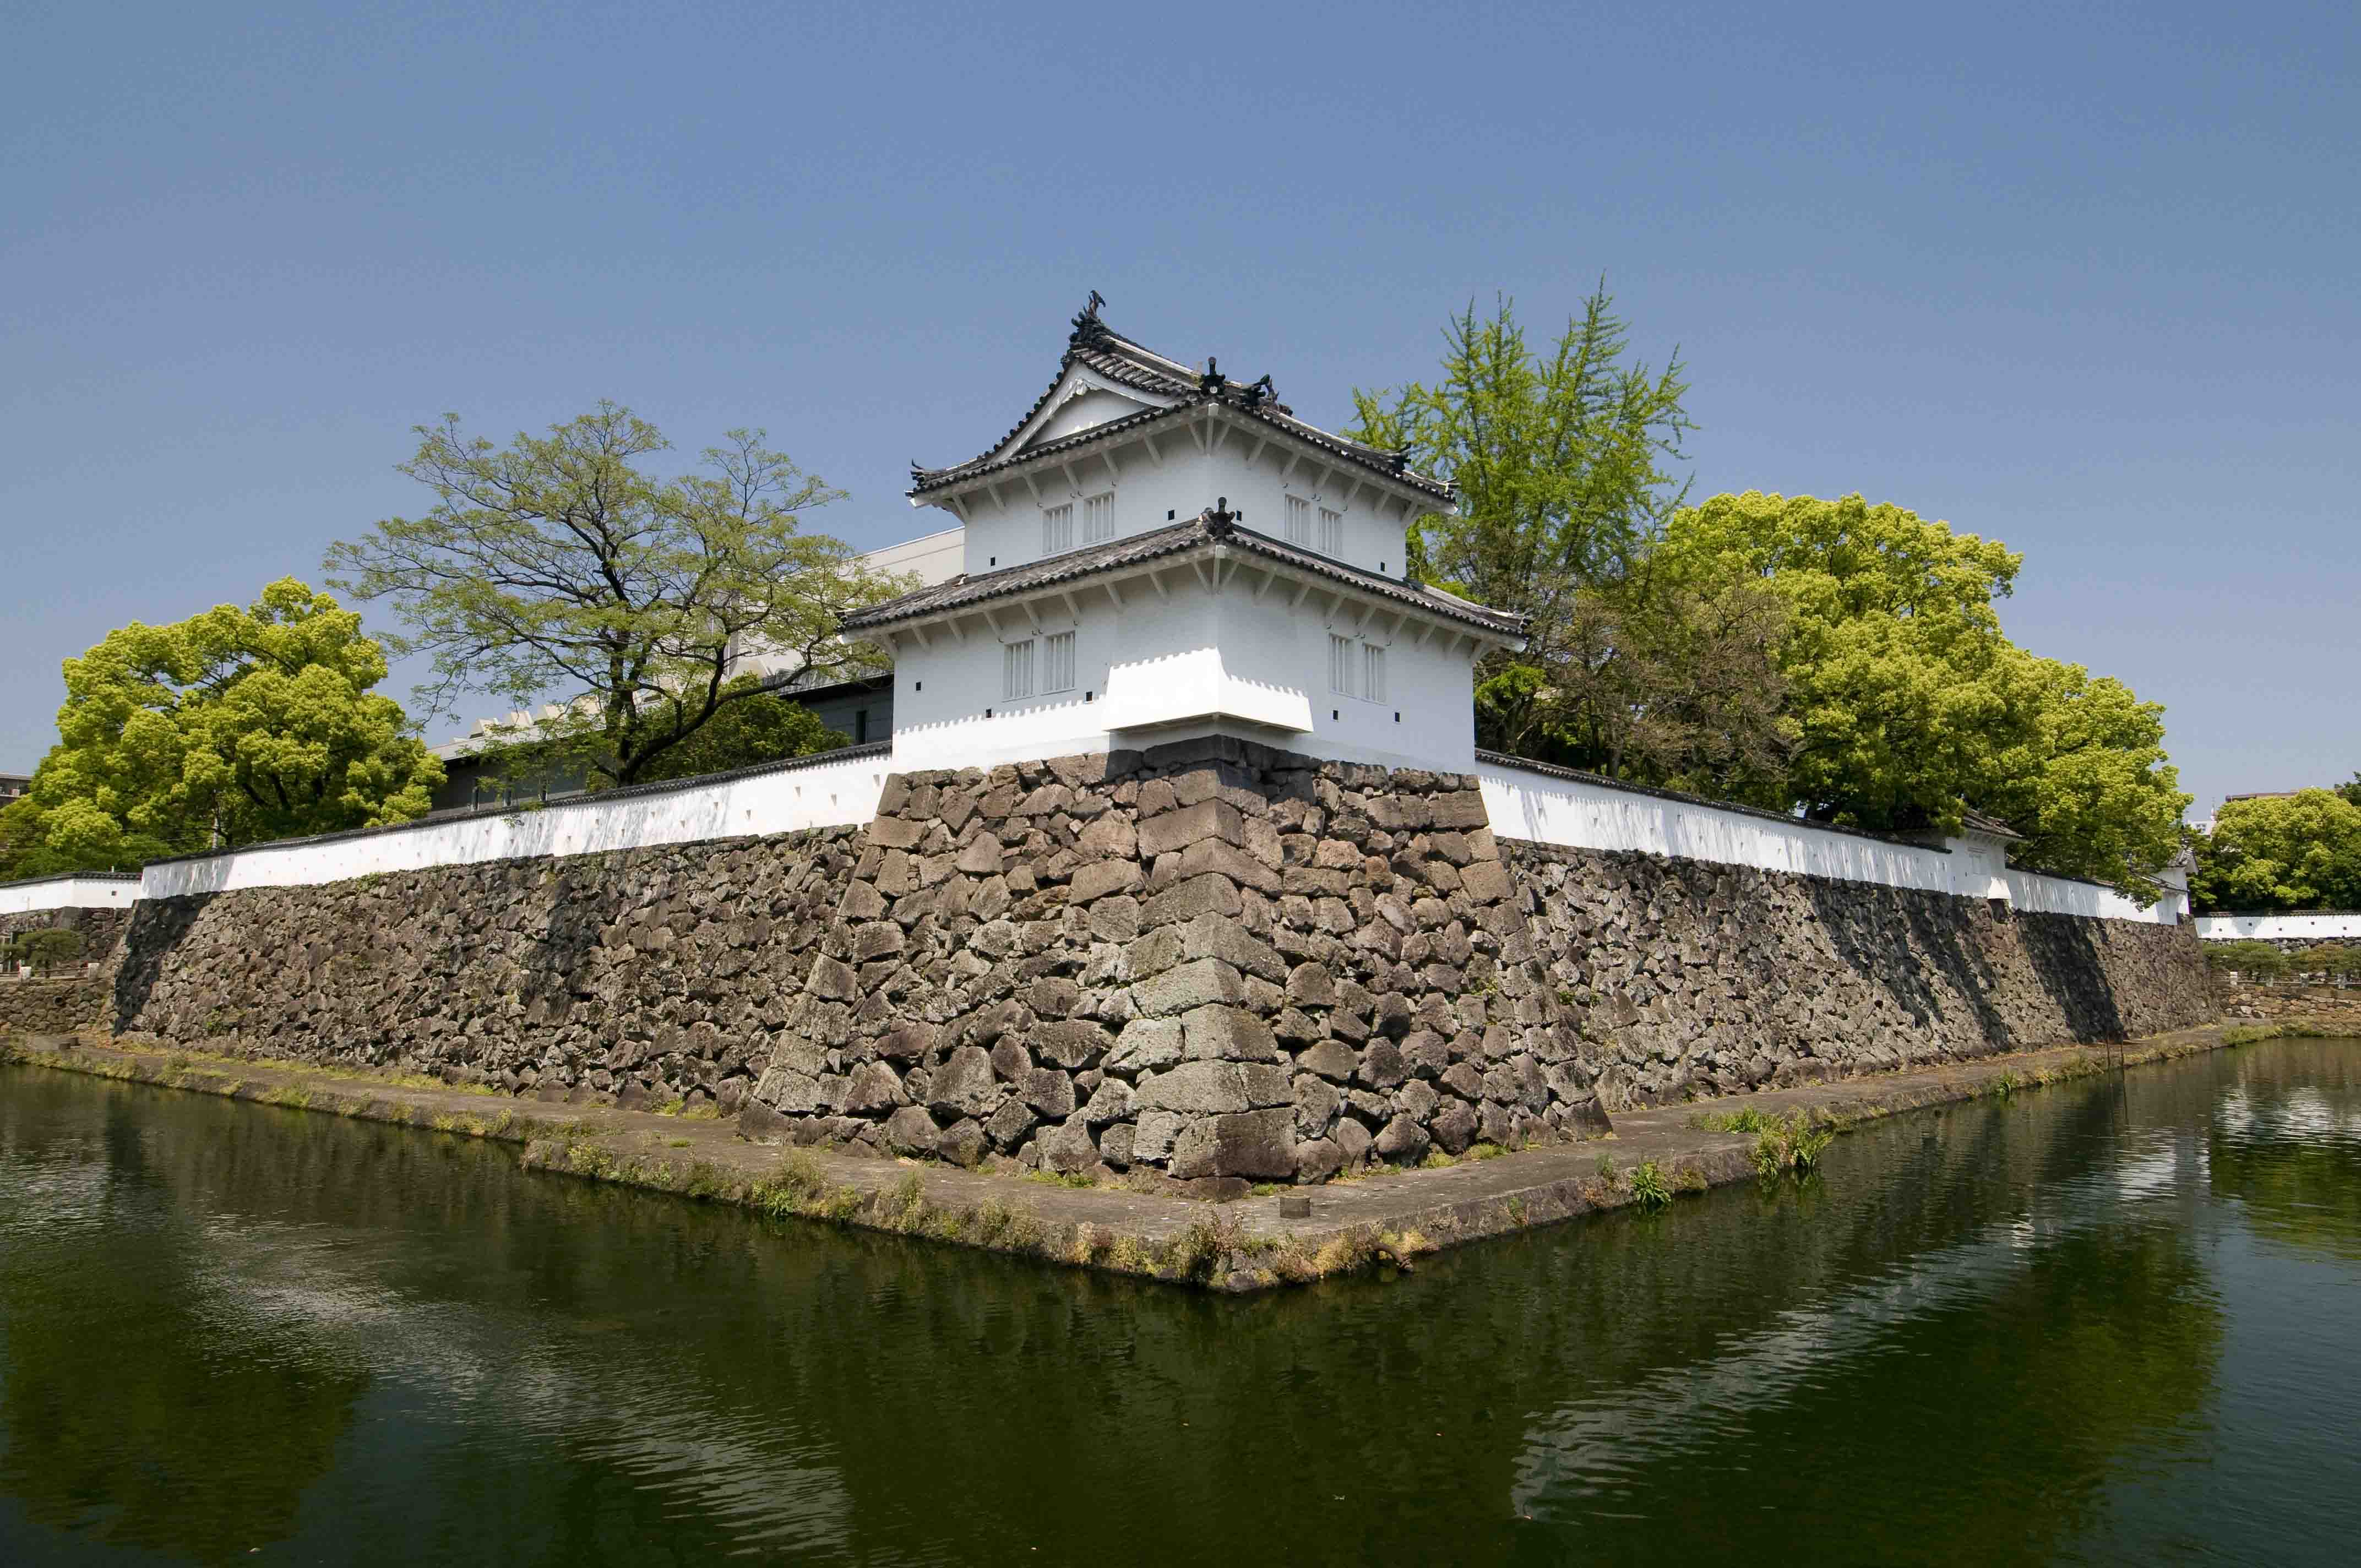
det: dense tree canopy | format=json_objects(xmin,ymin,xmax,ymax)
[
  {"xmin": 1650, "ymin": 491, "xmax": 2186, "ymax": 889},
  {"xmin": 325, "ymin": 405, "xmax": 908, "ymax": 789},
  {"xmin": 625, "ymin": 677, "xmax": 847, "ymax": 784},
  {"xmin": 1350, "ymin": 296, "xmax": 2186, "ymax": 895},
  {"xmin": 0, "ymin": 580, "xmax": 440, "ymax": 876},
  {"xmin": 2193, "ymin": 790, "xmax": 2361, "ymax": 912},
  {"xmin": 1473, "ymin": 568, "xmax": 1794, "ymax": 794}
]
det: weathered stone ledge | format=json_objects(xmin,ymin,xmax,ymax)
[{"xmin": 2, "ymin": 1019, "xmax": 2262, "ymax": 1291}]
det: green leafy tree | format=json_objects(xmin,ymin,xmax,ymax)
[
  {"xmin": 6, "ymin": 928, "xmax": 86, "ymax": 974},
  {"xmin": 2204, "ymin": 939, "xmax": 2286, "ymax": 983},
  {"xmin": 2192, "ymin": 790, "xmax": 2361, "ymax": 912},
  {"xmin": 1655, "ymin": 491, "xmax": 2185, "ymax": 891},
  {"xmin": 1349, "ymin": 288, "xmax": 1694, "ymax": 684},
  {"xmin": 1979, "ymin": 655, "xmax": 2186, "ymax": 893},
  {"xmin": 326, "ymin": 405, "xmax": 910, "ymax": 789},
  {"xmin": 1655, "ymin": 490, "xmax": 2028, "ymax": 826},
  {"xmin": 628, "ymin": 677, "xmax": 847, "ymax": 783},
  {"xmin": 2336, "ymin": 772, "xmax": 2361, "ymax": 809},
  {"xmin": 1476, "ymin": 566, "xmax": 1794, "ymax": 792},
  {"xmin": 8, "ymin": 580, "xmax": 440, "ymax": 868}
]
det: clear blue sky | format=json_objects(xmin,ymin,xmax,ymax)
[{"xmin": 4, "ymin": 0, "xmax": 2353, "ymax": 815}]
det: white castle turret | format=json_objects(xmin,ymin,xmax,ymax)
[{"xmin": 840, "ymin": 301, "xmax": 1526, "ymax": 771}]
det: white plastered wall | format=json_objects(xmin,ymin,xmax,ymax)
[
  {"xmin": 139, "ymin": 752, "xmax": 890, "ymax": 898},
  {"xmin": 884, "ymin": 556, "xmax": 1484, "ymax": 772},
  {"xmin": 2195, "ymin": 912, "xmax": 2361, "ymax": 941},
  {"xmin": 1478, "ymin": 760, "xmax": 2184, "ymax": 924},
  {"xmin": 0, "ymin": 875, "xmax": 140, "ymax": 916},
  {"xmin": 935, "ymin": 412, "xmax": 1424, "ymax": 582}
]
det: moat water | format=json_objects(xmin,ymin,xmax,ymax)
[{"xmin": 3, "ymin": 1038, "xmax": 2359, "ymax": 1566}]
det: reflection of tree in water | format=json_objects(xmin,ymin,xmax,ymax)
[
  {"xmin": 2208, "ymin": 1040, "xmax": 2361, "ymax": 1264},
  {"xmin": 0, "ymin": 1088, "xmax": 367, "ymax": 1564}
]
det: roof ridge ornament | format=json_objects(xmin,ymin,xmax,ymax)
[
  {"xmin": 1068, "ymin": 290, "xmax": 1112, "ymax": 350},
  {"xmin": 1203, "ymin": 497, "xmax": 1237, "ymax": 535},
  {"xmin": 1199, "ymin": 356, "xmax": 1222, "ymax": 395}
]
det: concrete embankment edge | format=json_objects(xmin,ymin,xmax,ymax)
[{"xmin": 0, "ymin": 1021, "xmax": 2278, "ymax": 1291}]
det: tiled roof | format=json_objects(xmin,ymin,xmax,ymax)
[
  {"xmin": 1957, "ymin": 809, "xmax": 2023, "ymax": 841},
  {"xmin": 908, "ymin": 304, "xmax": 1454, "ymax": 504},
  {"xmin": 839, "ymin": 508, "xmax": 1525, "ymax": 641}
]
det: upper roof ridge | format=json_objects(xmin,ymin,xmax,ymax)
[{"xmin": 909, "ymin": 298, "xmax": 1451, "ymax": 504}]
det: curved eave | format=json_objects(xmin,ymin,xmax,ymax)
[{"xmin": 841, "ymin": 519, "xmax": 1522, "ymax": 648}]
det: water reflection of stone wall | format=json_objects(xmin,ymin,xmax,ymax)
[
  {"xmin": 1507, "ymin": 841, "xmax": 2216, "ymax": 1108},
  {"xmin": 101, "ymin": 738, "xmax": 2209, "ymax": 1171}
]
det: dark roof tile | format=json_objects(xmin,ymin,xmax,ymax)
[
  {"xmin": 909, "ymin": 309, "xmax": 1452, "ymax": 503},
  {"xmin": 840, "ymin": 510, "xmax": 1523, "ymax": 640}
]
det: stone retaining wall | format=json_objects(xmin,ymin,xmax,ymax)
[
  {"xmin": 1507, "ymin": 842, "xmax": 2215, "ymax": 1108},
  {"xmin": 0, "ymin": 978, "xmax": 103, "ymax": 1036},
  {"xmin": 112, "ymin": 827, "xmax": 867, "ymax": 1113},
  {"xmin": 1, "ymin": 904, "xmax": 128, "ymax": 962},
  {"xmin": 743, "ymin": 741, "xmax": 1609, "ymax": 1183},
  {"xmin": 96, "ymin": 738, "xmax": 2212, "ymax": 1184}
]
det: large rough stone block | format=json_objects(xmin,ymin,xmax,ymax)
[
  {"xmin": 1177, "ymin": 911, "xmax": 1287, "ymax": 982},
  {"xmin": 1137, "ymin": 798, "xmax": 1243, "ymax": 857},
  {"xmin": 1038, "ymin": 1117, "xmax": 1100, "ymax": 1174},
  {"xmin": 1134, "ymin": 1059, "xmax": 1252, "ymax": 1114},
  {"xmin": 1129, "ymin": 957, "xmax": 1246, "ymax": 1017},
  {"xmin": 1033, "ymin": 1017, "xmax": 1112, "ymax": 1069},
  {"xmin": 1168, "ymin": 1108, "xmax": 1294, "ymax": 1180},
  {"xmin": 1070, "ymin": 859, "xmax": 1145, "ymax": 903},
  {"xmin": 1179, "ymin": 1003, "xmax": 1282, "ymax": 1063},
  {"xmin": 1105, "ymin": 1017, "xmax": 1183, "ymax": 1076},
  {"xmin": 1176, "ymin": 837, "xmax": 1281, "ymax": 894},
  {"xmin": 1143, "ymin": 873, "xmax": 1243, "ymax": 929},
  {"xmin": 1459, "ymin": 859, "xmax": 1513, "ymax": 904},
  {"xmin": 884, "ymin": 1105, "xmax": 941, "ymax": 1157},
  {"xmin": 927, "ymin": 1045, "xmax": 1003, "ymax": 1119}
]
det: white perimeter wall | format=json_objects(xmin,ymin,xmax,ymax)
[
  {"xmin": 0, "ymin": 875, "xmax": 140, "ymax": 916},
  {"xmin": 2195, "ymin": 913, "xmax": 2361, "ymax": 941},
  {"xmin": 1477, "ymin": 760, "xmax": 2183, "ymax": 925},
  {"xmin": 139, "ymin": 751, "xmax": 890, "ymax": 899}
]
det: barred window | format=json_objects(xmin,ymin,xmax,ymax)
[
  {"xmin": 1043, "ymin": 630, "xmax": 1076, "ymax": 693},
  {"xmin": 1363, "ymin": 643, "xmax": 1387, "ymax": 703},
  {"xmin": 1287, "ymin": 494, "xmax": 1312, "ymax": 546},
  {"xmin": 1041, "ymin": 503, "xmax": 1073, "ymax": 554},
  {"xmin": 1319, "ymin": 507, "xmax": 1343, "ymax": 557},
  {"xmin": 1004, "ymin": 639, "xmax": 1035, "ymax": 700},
  {"xmin": 1082, "ymin": 492, "xmax": 1114, "ymax": 544},
  {"xmin": 1329, "ymin": 634, "xmax": 1355, "ymax": 696}
]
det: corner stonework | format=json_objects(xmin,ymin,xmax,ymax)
[{"xmin": 742, "ymin": 737, "xmax": 1614, "ymax": 1183}]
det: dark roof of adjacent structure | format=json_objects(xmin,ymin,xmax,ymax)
[
  {"xmin": 1957, "ymin": 809, "xmax": 2024, "ymax": 841},
  {"xmin": 839, "ymin": 508, "xmax": 1527, "ymax": 641},
  {"xmin": 907, "ymin": 303, "xmax": 1455, "ymax": 505}
]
